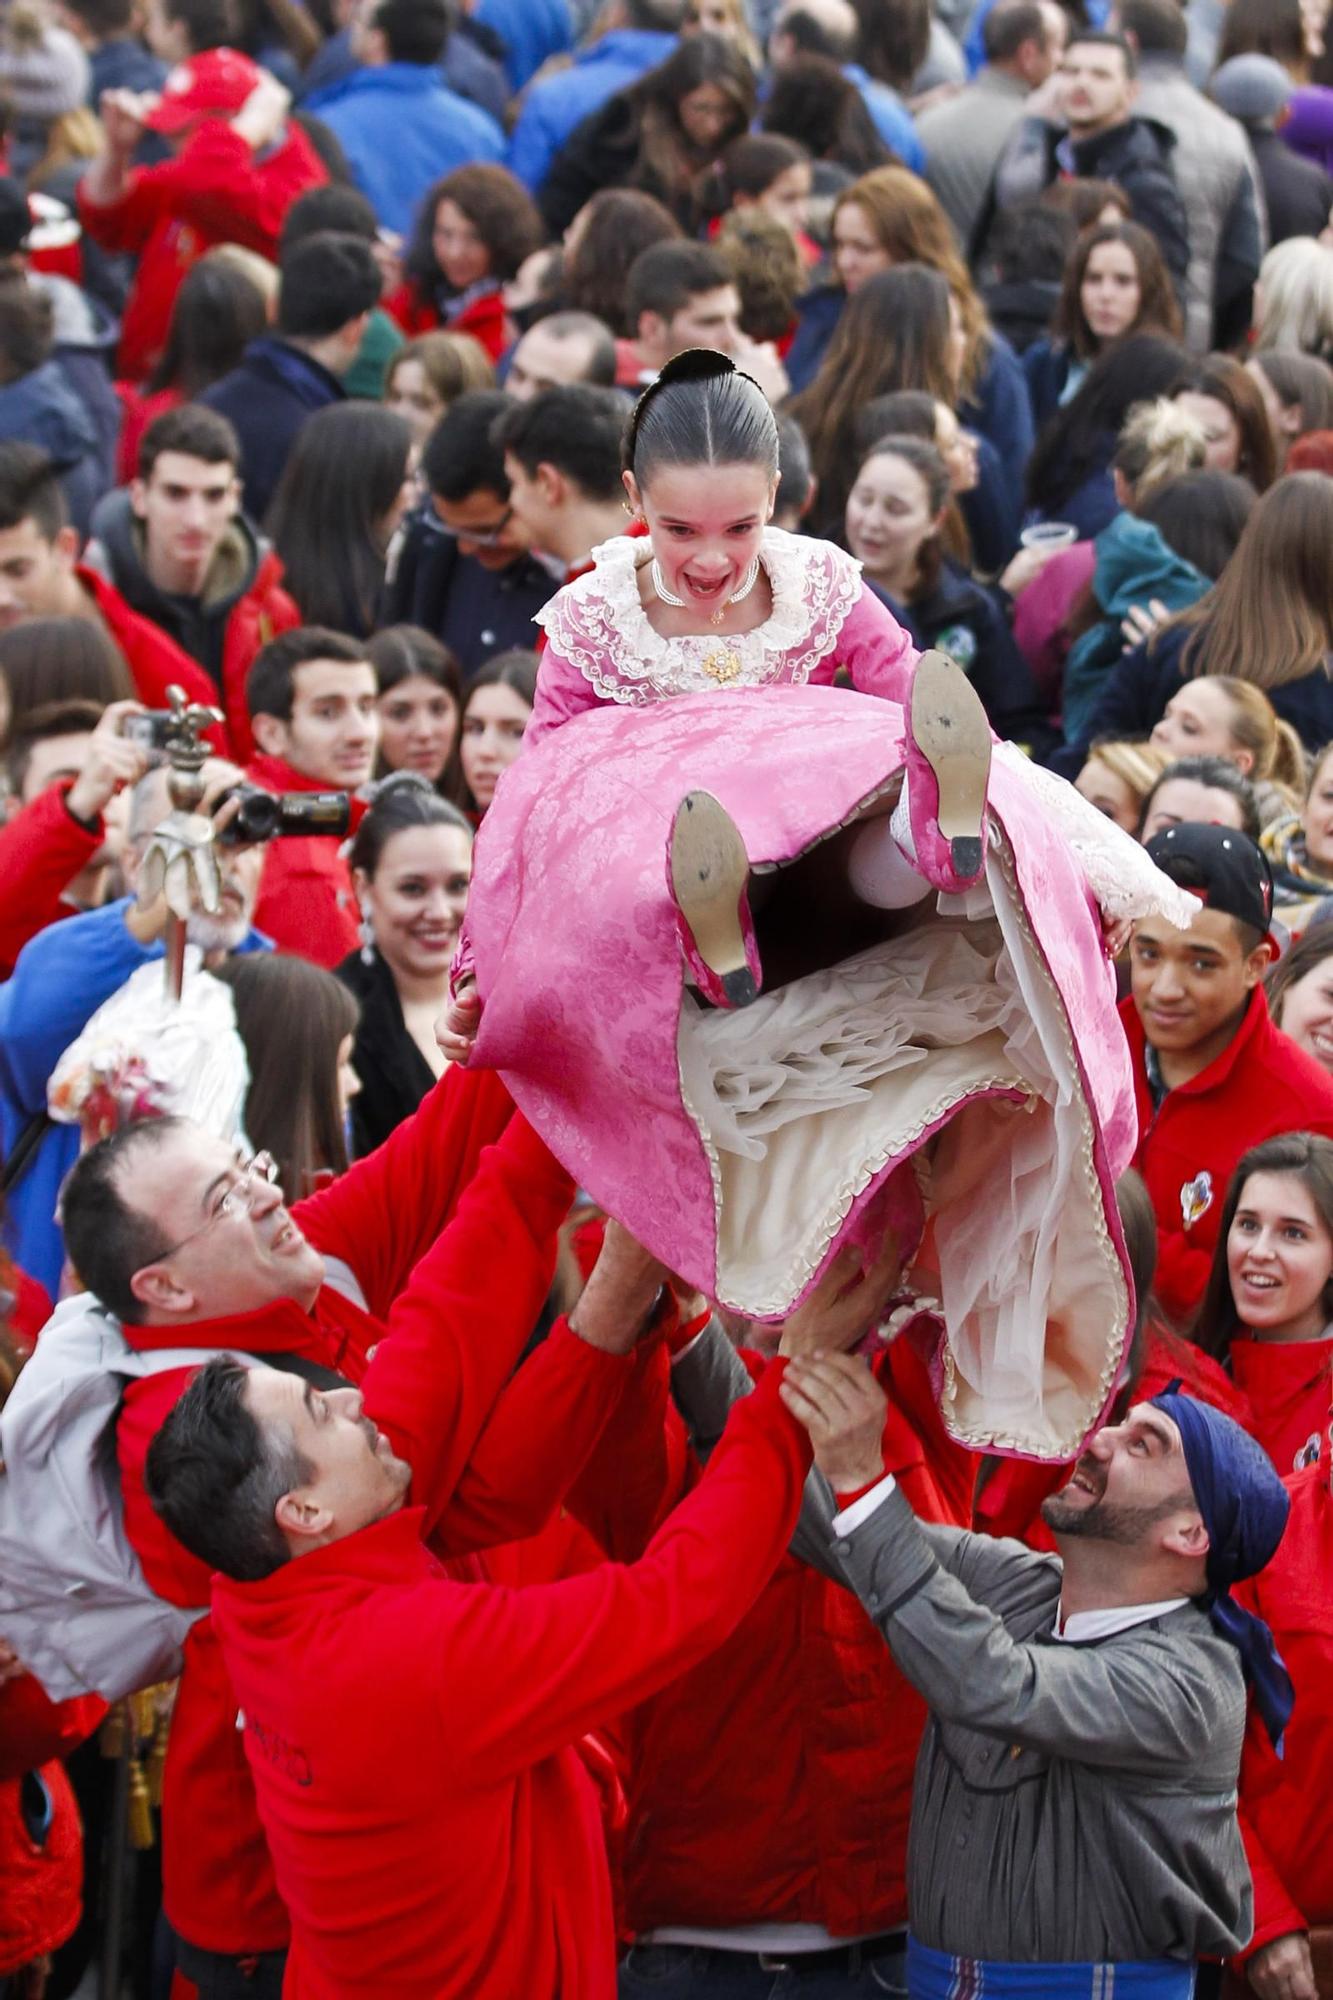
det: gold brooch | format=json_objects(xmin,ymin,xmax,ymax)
[{"xmin": 702, "ymin": 646, "xmax": 743, "ymax": 684}]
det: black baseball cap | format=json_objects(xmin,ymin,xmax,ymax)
[
  {"xmin": 0, "ymin": 180, "xmax": 32, "ymax": 257},
  {"xmin": 1145, "ymin": 822, "xmax": 1274, "ymax": 935}
]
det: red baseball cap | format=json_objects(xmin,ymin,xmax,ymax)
[{"xmin": 144, "ymin": 48, "xmax": 261, "ymax": 134}]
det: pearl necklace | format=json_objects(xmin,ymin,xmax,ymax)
[{"xmin": 651, "ymin": 555, "xmax": 761, "ymax": 627}]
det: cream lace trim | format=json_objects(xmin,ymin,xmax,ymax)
[{"xmin": 534, "ymin": 526, "xmax": 863, "ymax": 704}]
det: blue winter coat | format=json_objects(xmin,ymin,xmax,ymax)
[
  {"xmin": 474, "ymin": 0, "xmax": 573, "ymax": 92},
  {"xmin": 201, "ymin": 337, "xmax": 346, "ymax": 526},
  {"xmin": 0, "ymin": 902, "xmax": 269, "ymax": 1299},
  {"xmin": 303, "ymin": 65, "xmax": 504, "ymax": 236},
  {"xmin": 506, "ymin": 30, "xmax": 677, "ymax": 191},
  {"xmin": 0, "ymin": 361, "xmax": 104, "ymax": 539}
]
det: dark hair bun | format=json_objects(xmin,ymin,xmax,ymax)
[{"xmin": 656, "ymin": 347, "xmax": 738, "ymax": 387}]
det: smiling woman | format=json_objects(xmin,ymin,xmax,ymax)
[{"xmin": 1193, "ymin": 1133, "xmax": 1333, "ymax": 1472}]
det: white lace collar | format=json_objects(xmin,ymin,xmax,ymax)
[{"xmin": 535, "ymin": 526, "xmax": 863, "ymax": 705}]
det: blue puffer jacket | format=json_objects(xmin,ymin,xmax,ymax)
[
  {"xmin": 507, "ymin": 30, "xmax": 677, "ymax": 191},
  {"xmin": 303, "ymin": 65, "xmax": 504, "ymax": 236},
  {"xmin": 0, "ymin": 901, "xmax": 269, "ymax": 1299},
  {"xmin": 0, "ymin": 361, "xmax": 103, "ymax": 539}
]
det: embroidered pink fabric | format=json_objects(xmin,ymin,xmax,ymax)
[
  {"xmin": 464, "ymin": 683, "xmax": 1146, "ymax": 1461},
  {"xmin": 527, "ymin": 527, "xmax": 917, "ymax": 747}
]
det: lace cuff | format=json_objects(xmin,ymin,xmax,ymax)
[{"xmin": 1001, "ymin": 749, "xmax": 1201, "ymax": 929}]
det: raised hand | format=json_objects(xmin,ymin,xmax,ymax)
[{"xmin": 779, "ymin": 1352, "xmax": 889, "ymax": 1493}]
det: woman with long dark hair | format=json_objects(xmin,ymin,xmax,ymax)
[
  {"xmin": 388, "ymin": 165, "xmax": 547, "ymax": 361},
  {"xmin": 265, "ymin": 404, "xmax": 414, "ymax": 638},
  {"xmin": 789, "ymin": 264, "xmax": 965, "ymax": 540},
  {"xmin": 1172, "ymin": 354, "xmax": 1278, "ymax": 490},
  {"xmin": 337, "ymin": 773, "xmax": 474, "ymax": 1154},
  {"xmin": 1023, "ymin": 332, "xmax": 1191, "ymax": 540},
  {"xmin": 459, "ymin": 651, "xmax": 539, "ymax": 820},
  {"xmin": 785, "ymin": 164, "xmax": 1034, "ymax": 501},
  {"xmin": 539, "ymin": 34, "xmax": 757, "ymax": 236},
  {"xmin": 212, "ymin": 953, "xmax": 362, "ymax": 1201},
  {"xmin": 369, "ymin": 625, "xmax": 467, "ymax": 806},
  {"xmin": 559, "ymin": 188, "xmax": 682, "ymax": 337},
  {"xmin": 1024, "ymin": 221, "xmax": 1183, "ymax": 427},
  {"xmin": 116, "ymin": 254, "xmax": 271, "ymax": 484}
]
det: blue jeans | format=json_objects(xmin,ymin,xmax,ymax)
[{"xmin": 619, "ymin": 1940, "xmax": 909, "ymax": 1998}]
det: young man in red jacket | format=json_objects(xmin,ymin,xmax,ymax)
[
  {"xmin": 0, "ymin": 444, "xmax": 228, "ymax": 741},
  {"xmin": 245, "ymin": 626, "xmax": 379, "ymax": 967},
  {"xmin": 57, "ymin": 1068, "xmax": 679, "ymax": 1998},
  {"xmin": 138, "ymin": 1118, "xmax": 820, "ymax": 2000},
  {"xmin": 1122, "ymin": 822, "xmax": 1333, "ymax": 1325},
  {"xmin": 77, "ymin": 43, "xmax": 326, "ymax": 380},
  {"xmin": 84, "ymin": 404, "xmax": 300, "ymax": 758}
]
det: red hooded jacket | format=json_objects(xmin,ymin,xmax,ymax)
[
  {"xmin": 77, "ymin": 565, "xmax": 232, "ymax": 752},
  {"xmin": 1120, "ymin": 988, "xmax": 1333, "ymax": 1327},
  {"xmin": 1233, "ymin": 1458, "xmax": 1333, "ymax": 1963},
  {"xmin": 1229, "ymin": 1335, "xmax": 1333, "ymax": 1478},
  {"xmin": 78, "ymin": 119, "xmax": 326, "ymax": 383}
]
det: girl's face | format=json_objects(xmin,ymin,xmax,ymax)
[
  {"xmin": 385, "ymin": 358, "xmax": 445, "ymax": 449},
  {"xmin": 356, "ymin": 823, "xmax": 473, "ymax": 985},
  {"xmin": 432, "ymin": 199, "xmax": 491, "ymax": 292},
  {"xmin": 630, "ymin": 459, "xmax": 776, "ymax": 617},
  {"xmin": 1276, "ymin": 955, "xmax": 1333, "ymax": 1070},
  {"xmin": 678, "ymin": 81, "xmax": 737, "ymax": 151},
  {"xmin": 460, "ymin": 682, "xmax": 532, "ymax": 809},
  {"xmin": 685, "ymin": 0, "xmax": 738, "ymax": 35},
  {"xmin": 377, "ymin": 672, "xmax": 459, "ymax": 785},
  {"xmin": 754, "ymin": 160, "xmax": 812, "ymax": 236},
  {"xmin": 1304, "ymin": 750, "xmax": 1333, "ymax": 868},
  {"xmin": 833, "ymin": 201, "xmax": 890, "ymax": 296},
  {"xmin": 1175, "ymin": 389, "xmax": 1241, "ymax": 473},
  {"xmin": 1080, "ymin": 240, "xmax": 1142, "ymax": 343},
  {"xmin": 1150, "ymin": 681, "xmax": 1247, "ymax": 770},
  {"xmin": 1074, "ymin": 757, "xmax": 1140, "ymax": 832},
  {"xmin": 1226, "ymin": 1169, "xmax": 1333, "ymax": 1341},
  {"xmin": 844, "ymin": 451, "xmax": 939, "ymax": 589},
  {"xmin": 933, "ymin": 403, "xmax": 979, "ymax": 494}
]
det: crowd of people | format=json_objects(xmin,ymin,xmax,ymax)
[{"xmin": 0, "ymin": 0, "xmax": 1333, "ymax": 1992}]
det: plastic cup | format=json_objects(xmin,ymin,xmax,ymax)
[{"xmin": 1020, "ymin": 522, "xmax": 1078, "ymax": 552}]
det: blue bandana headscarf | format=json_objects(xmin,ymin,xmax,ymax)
[{"xmin": 1150, "ymin": 1388, "xmax": 1294, "ymax": 1751}]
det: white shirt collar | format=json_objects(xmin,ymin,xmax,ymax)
[{"xmin": 1055, "ymin": 1598, "xmax": 1191, "ymax": 1643}]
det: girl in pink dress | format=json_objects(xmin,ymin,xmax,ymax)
[{"xmin": 451, "ymin": 352, "xmax": 1195, "ymax": 1461}]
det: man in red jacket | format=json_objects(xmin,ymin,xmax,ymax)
[
  {"xmin": 77, "ymin": 46, "xmax": 326, "ymax": 380},
  {"xmin": 138, "ymin": 1119, "xmax": 817, "ymax": 2000},
  {"xmin": 0, "ymin": 444, "xmax": 229, "ymax": 741},
  {"xmin": 84, "ymin": 403, "xmax": 300, "ymax": 758},
  {"xmin": 245, "ymin": 626, "xmax": 378, "ymax": 967},
  {"xmin": 57, "ymin": 1068, "xmax": 675, "ymax": 1998},
  {"xmin": 1123, "ymin": 822, "xmax": 1333, "ymax": 1324}
]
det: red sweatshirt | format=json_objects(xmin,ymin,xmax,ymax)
[
  {"xmin": 78, "ymin": 120, "xmax": 326, "ymax": 382},
  {"xmin": 211, "ymin": 1361, "xmax": 811, "ymax": 1999},
  {"xmin": 115, "ymin": 1082, "xmax": 644, "ymax": 1957},
  {"xmin": 245, "ymin": 752, "xmax": 361, "ymax": 969},
  {"xmin": 0, "ymin": 780, "xmax": 104, "ymax": 977},
  {"xmin": 1229, "ymin": 1335, "xmax": 1333, "ymax": 1477},
  {"xmin": 1120, "ymin": 989, "xmax": 1333, "ymax": 1326},
  {"xmin": 1233, "ymin": 1460, "xmax": 1333, "ymax": 1963},
  {"xmin": 384, "ymin": 282, "xmax": 509, "ymax": 362}
]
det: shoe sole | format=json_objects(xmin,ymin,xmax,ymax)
[
  {"xmin": 670, "ymin": 790, "xmax": 758, "ymax": 1006},
  {"xmin": 910, "ymin": 649, "xmax": 992, "ymax": 879}
]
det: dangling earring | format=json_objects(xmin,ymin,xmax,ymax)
[{"xmin": 358, "ymin": 901, "xmax": 375, "ymax": 967}]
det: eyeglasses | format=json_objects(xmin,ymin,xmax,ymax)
[
  {"xmin": 435, "ymin": 506, "xmax": 514, "ymax": 549},
  {"xmin": 154, "ymin": 1150, "xmax": 280, "ymax": 1263}
]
